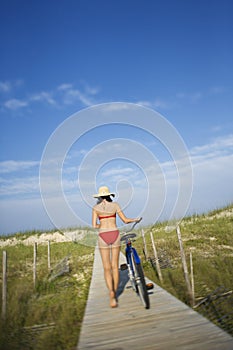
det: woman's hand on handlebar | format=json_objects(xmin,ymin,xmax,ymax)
[
  {"xmin": 125, "ymin": 217, "xmax": 142, "ymax": 232},
  {"xmin": 135, "ymin": 217, "xmax": 142, "ymax": 223}
]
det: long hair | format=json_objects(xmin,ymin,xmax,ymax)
[{"xmin": 96, "ymin": 195, "xmax": 113, "ymax": 204}]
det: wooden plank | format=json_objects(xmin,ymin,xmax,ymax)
[{"xmin": 77, "ymin": 247, "xmax": 233, "ymax": 350}]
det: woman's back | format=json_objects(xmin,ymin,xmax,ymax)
[{"xmin": 94, "ymin": 201, "xmax": 119, "ymax": 230}]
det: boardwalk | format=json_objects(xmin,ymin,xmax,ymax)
[{"xmin": 77, "ymin": 247, "xmax": 233, "ymax": 350}]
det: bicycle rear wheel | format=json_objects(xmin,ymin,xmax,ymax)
[
  {"xmin": 133, "ymin": 258, "xmax": 150, "ymax": 309},
  {"xmin": 130, "ymin": 255, "xmax": 139, "ymax": 294}
]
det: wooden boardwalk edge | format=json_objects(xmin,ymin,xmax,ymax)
[{"xmin": 77, "ymin": 246, "xmax": 233, "ymax": 350}]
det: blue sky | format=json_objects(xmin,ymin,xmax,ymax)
[{"xmin": 0, "ymin": 0, "xmax": 233, "ymax": 234}]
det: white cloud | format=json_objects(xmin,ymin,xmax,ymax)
[
  {"xmin": 30, "ymin": 91, "xmax": 56, "ymax": 105},
  {"xmin": 4, "ymin": 98, "xmax": 28, "ymax": 110},
  {"xmin": 1, "ymin": 133, "xmax": 233, "ymax": 233},
  {"xmin": 210, "ymin": 125, "xmax": 224, "ymax": 133},
  {"xmin": 2, "ymin": 81, "xmax": 100, "ymax": 111},
  {"xmin": 0, "ymin": 80, "xmax": 23, "ymax": 93},
  {"xmin": 98, "ymin": 166, "xmax": 141, "ymax": 185},
  {"xmin": 0, "ymin": 176, "xmax": 39, "ymax": 196},
  {"xmin": 57, "ymin": 83, "xmax": 73, "ymax": 91},
  {"xmin": 0, "ymin": 81, "xmax": 11, "ymax": 92},
  {"xmin": 101, "ymin": 167, "xmax": 135, "ymax": 177},
  {"xmin": 67, "ymin": 149, "xmax": 88, "ymax": 159},
  {"xmin": 57, "ymin": 81, "xmax": 100, "ymax": 107},
  {"xmin": 0, "ymin": 160, "xmax": 39, "ymax": 174},
  {"xmin": 62, "ymin": 165, "xmax": 79, "ymax": 175},
  {"xmin": 136, "ymin": 100, "xmax": 153, "ymax": 108},
  {"xmin": 190, "ymin": 134, "xmax": 233, "ymax": 157},
  {"xmin": 137, "ymin": 86, "xmax": 228, "ymax": 110},
  {"xmin": 153, "ymin": 98, "xmax": 170, "ymax": 108},
  {"xmin": 208, "ymin": 86, "xmax": 226, "ymax": 95},
  {"xmin": 136, "ymin": 98, "xmax": 169, "ymax": 109},
  {"xmin": 137, "ymin": 90, "xmax": 204, "ymax": 110},
  {"xmin": 62, "ymin": 88, "xmax": 94, "ymax": 106},
  {"xmin": 84, "ymin": 85, "xmax": 100, "ymax": 95},
  {"xmin": 61, "ymin": 178, "xmax": 78, "ymax": 192},
  {"xmin": 101, "ymin": 103, "xmax": 133, "ymax": 112},
  {"xmin": 176, "ymin": 91, "xmax": 203, "ymax": 103}
]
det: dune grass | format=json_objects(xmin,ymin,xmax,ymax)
[
  {"xmin": 0, "ymin": 241, "xmax": 94, "ymax": 350},
  {"xmin": 0, "ymin": 205, "xmax": 232, "ymax": 348},
  {"xmin": 133, "ymin": 204, "xmax": 233, "ymax": 334}
]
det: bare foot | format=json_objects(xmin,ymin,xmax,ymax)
[{"xmin": 109, "ymin": 291, "xmax": 118, "ymax": 308}]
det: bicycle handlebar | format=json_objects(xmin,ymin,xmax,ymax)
[
  {"xmin": 120, "ymin": 232, "xmax": 137, "ymax": 242},
  {"xmin": 125, "ymin": 217, "xmax": 142, "ymax": 233}
]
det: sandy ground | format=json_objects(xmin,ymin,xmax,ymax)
[
  {"xmin": 0, "ymin": 230, "xmax": 90, "ymax": 248},
  {"xmin": 1, "ymin": 207, "xmax": 232, "ymax": 248}
]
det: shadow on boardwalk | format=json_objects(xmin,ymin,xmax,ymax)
[{"xmin": 116, "ymin": 268, "xmax": 129, "ymax": 299}]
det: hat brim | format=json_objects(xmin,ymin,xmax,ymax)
[{"xmin": 93, "ymin": 193, "xmax": 115, "ymax": 198}]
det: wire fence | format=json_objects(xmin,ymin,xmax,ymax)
[{"xmin": 194, "ymin": 286, "xmax": 233, "ymax": 336}]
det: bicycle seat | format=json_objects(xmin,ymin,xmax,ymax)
[{"xmin": 120, "ymin": 233, "xmax": 137, "ymax": 242}]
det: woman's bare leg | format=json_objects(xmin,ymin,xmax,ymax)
[
  {"xmin": 111, "ymin": 244, "xmax": 121, "ymax": 294},
  {"xmin": 99, "ymin": 246, "xmax": 114, "ymax": 291},
  {"xmin": 99, "ymin": 235, "xmax": 121, "ymax": 307}
]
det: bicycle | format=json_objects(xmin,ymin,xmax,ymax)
[{"xmin": 120, "ymin": 218, "xmax": 152, "ymax": 309}]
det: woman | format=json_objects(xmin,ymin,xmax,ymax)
[{"xmin": 92, "ymin": 186, "xmax": 141, "ymax": 308}]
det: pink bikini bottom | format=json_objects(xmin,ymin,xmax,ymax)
[{"xmin": 99, "ymin": 230, "xmax": 120, "ymax": 245}]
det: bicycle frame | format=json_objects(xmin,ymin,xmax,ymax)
[
  {"xmin": 120, "ymin": 220, "xmax": 150, "ymax": 309},
  {"xmin": 126, "ymin": 241, "xmax": 140, "ymax": 265},
  {"xmin": 124, "ymin": 235, "xmax": 140, "ymax": 292}
]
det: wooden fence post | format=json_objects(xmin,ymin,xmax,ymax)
[
  {"xmin": 141, "ymin": 229, "xmax": 148, "ymax": 260},
  {"xmin": 2, "ymin": 251, "xmax": 7, "ymax": 320},
  {"xmin": 33, "ymin": 243, "xmax": 37, "ymax": 288},
  {"xmin": 176, "ymin": 225, "xmax": 194, "ymax": 307},
  {"xmin": 190, "ymin": 251, "xmax": 195, "ymax": 304},
  {"xmin": 150, "ymin": 231, "xmax": 163, "ymax": 283},
  {"xmin": 48, "ymin": 241, "xmax": 51, "ymax": 271}
]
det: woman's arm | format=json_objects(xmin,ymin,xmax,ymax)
[
  {"xmin": 116, "ymin": 203, "xmax": 141, "ymax": 224},
  {"xmin": 92, "ymin": 208, "xmax": 100, "ymax": 229}
]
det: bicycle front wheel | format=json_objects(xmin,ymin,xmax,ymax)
[{"xmin": 133, "ymin": 259, "xmax": 150, "ymax": 309}]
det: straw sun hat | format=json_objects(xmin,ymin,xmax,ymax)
[{"xmin": 93, "ymin": 186, "xmax": 115, "ymax": 198}]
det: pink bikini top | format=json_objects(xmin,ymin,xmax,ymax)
[{"xmin": 99, "ymin": 213, "xmax": 116, "ymax": 220}]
